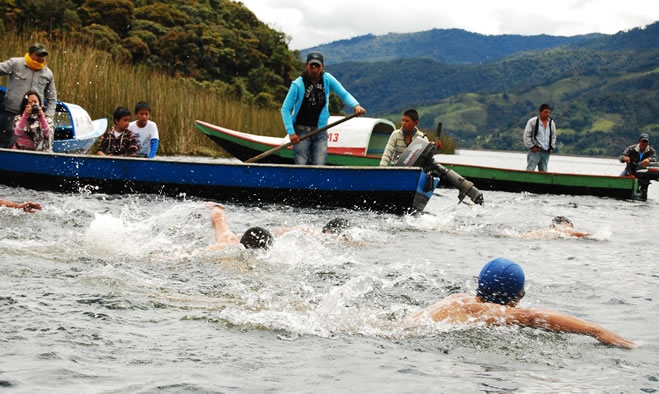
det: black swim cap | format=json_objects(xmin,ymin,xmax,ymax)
[
  {"xmin": 240, "ymin": 227, "xmax": 273, "ymax": 249},
  {"xmin": 322, "ymin": 217, "xmax": 351, "ymax": 234},
  {"xmin": 551, "ymin": 216, "xmax": 573, "ymax": 228},
  {"xmin": 476, "ymin": 258, "xmax": 525, "ymax": 305}
]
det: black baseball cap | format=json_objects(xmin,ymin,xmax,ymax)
[
  {"xmin": 639, "ymin": 133, "xmax": 650, "ymax": 142},
  {"xmin": 29, "ymin": 43, "xmax": 48, "ymax": 56},
  {"xmin": 306, "ymin": 52, "xmax": 324, "ymax": 66}
]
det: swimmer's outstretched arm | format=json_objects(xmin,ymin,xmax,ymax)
[
  {"xmin": 0, "ymin": 199, "xmax": 42, "ymax": 213},
  {"xmin": 209, "ymin": 204, "xmax": 239, "ymax": 248},
  {"xmin": 506, "ymin": 308, "xmax": 637, "ymax": 348}
]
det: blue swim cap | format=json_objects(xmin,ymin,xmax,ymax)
[{"xmin": 477, "ymin": 258, "xmax": 525, "ymax": 305}]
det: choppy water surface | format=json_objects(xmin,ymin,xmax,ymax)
[{"xmin": 1, "ymin": 151, "xmax": 658, "ymax": 392}]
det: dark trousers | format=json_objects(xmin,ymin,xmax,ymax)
[{"xmin": 0, "ymin": 110, "xmax": 17, "ymax": 148}]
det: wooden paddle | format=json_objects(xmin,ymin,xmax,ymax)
[{"xmin": 245, "ymin": 113, "xmax": 359, "ymax": 163}]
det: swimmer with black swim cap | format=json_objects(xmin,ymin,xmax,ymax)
[
  {"xmin": 411, "ymin": 258, "xmax": 636, "ymax": 348},
  {"xmin": 209, "ymin": 205, "xmax": 273, "ymax": 250},
  {"xmin": 322, "ymin": 217, "xmax": 351, "ymax": 234},
  {"xmin": 523, "ymin": 216, "xmax": 591, "ymax": 239}
]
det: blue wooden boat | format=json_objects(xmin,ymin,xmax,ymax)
[
  {"xmin": 0, "ymin": 86, "xmax": 106, "ymax": 153},
  {"xmin": 0, "ymin": 148, "xmax": 439, "ymax": 213}
]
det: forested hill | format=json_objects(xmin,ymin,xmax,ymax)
[
  {"xmin": 0, "ymin": 0, "xmax": 303, "ymax": 107},
  {"xmin": 324, "ymin": 21, "xmax": 659, "ymax": 156},
  {"xmin": 302, "ymin": 29, "xmax": 601, "ymax": 65}
]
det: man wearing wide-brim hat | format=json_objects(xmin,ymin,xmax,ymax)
[
  {"xmin": 0, "ymin": 43, "xmax": 58, "ymax": 148},
  {"xmin": 619, "ymin": 132, "xmax": 657, "ymax": 176}
]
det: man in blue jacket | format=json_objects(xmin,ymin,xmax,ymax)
[{"xmin": 281, "ymin": 52, "xmax": 366, "ymax": 165}]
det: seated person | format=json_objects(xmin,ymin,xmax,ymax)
[
  {"xmin": 209, "ymin": 204, "xmax": 273, "ymax": 250},
  {"xmin": 0, "ymin": 198, "xmax": 42, "ymax": 213},
  {"xmin": 411, "ymin": 258, "xmax": 636, "ymax": 348},
  {"xmin": 379, "ymin": 109, "xmax": 428, "ymax": 166},
  {"xmin": 128, "ymin": 101, "xmax": 160, "ymax": 158},
  {"xmin": 13, "ymin": 90, "xmax": 54, "ymax": 151},
  {"xmin": 96, "ymin": 107, "xmax": 139, "ymax": 157},
  {"xmin": 619, "ymin": 133, "xmax": 657, "ymax": 176},
  {"xmin": 522, "ymin": 216, "xmax": 591, "ymax": 239}
]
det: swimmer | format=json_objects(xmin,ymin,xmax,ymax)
[
  {"xmin": 523, "ymin": 216, "xmax": 591, "ymax": 239},
  {"xmin": 411, "ymin": 258, "xmax": 636, "ymax": 348},
  {"xmin": 0, "ymin": 199, "xmax": 42, "ymax": 213},
  {"xmin": 273, "ymin": 217, "xmax": 362, "ymax": 245},
  {"xmin": 209, "ymin": 204, "xmax": 273, "ymax": 250}
]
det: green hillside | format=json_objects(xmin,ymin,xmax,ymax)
[
  {"xmin": 326, "ymin": 22, "xmax": 659, "ymax": 156},
  {"xmin": 396, "ymin": 68, "xmax": 659, "ymax": 156},
  {"xmin": 0, "ymin": 0, "xmax": 303, "ymax": 107},
  {"xmin": 303, "ymin": 29, "xmax": 600, "ymax": 65}
]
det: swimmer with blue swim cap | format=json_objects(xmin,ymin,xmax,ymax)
[
  {"xmin": 476, "ymin": 258, "xmax": 525, "ymax": 305},
  {"xmin": 411, "ymin": 258, "xmax": 637, "ymax": 348}
]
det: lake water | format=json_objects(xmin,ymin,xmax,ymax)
[{"xmin": 1, "ymin": 150, "xmax": 658, "ymax": 392}]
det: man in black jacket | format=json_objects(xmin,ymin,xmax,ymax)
[{"xmin": 619, "ymin": 133, "xmax": 657, "ymax": 176}]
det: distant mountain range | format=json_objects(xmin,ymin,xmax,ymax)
[
  {"xmin": 302, "ymin": 22, "xmax": 659, "ymax": 156},
  {"xmin": 302, "ymin": 29, "xmax": 603, "ymax": 65}
]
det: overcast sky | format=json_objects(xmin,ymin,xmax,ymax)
[{"xmin": 239, "ymin": 0, "xmax": 659, "ymax": 50}]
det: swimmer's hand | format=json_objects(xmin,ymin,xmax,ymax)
[
  {"xmin": 595, "ymin": 329, "xmax": 638, "ymax": 349},
  {"xmin": 19, "ymin": 201, "xmax": 42, "ymax": 213}
]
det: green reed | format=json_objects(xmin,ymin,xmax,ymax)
[{"xmin": 1, "ymin": 33, "xmax": 284, "ymax": 156}]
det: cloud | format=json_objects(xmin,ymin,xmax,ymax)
[{"xmin": 240, "ymin": 0, "xmax": 659, "ymax": 49}]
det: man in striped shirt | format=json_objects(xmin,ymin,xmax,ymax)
[{"xmin": 379, "ymin": 109, "xmax": 428, "ymax": 166}]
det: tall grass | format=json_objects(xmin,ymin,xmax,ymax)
[
  {"xmin": 1, "ymin": 33, "xmax": 284, "ymax": 156},
  {"xmin": 2, "ymin": 33, "xmax": 456, "ymax": 156}
]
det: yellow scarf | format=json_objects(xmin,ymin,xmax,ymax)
[{"xmin": 24, "ymin": 53, "xmax": 46, "ymax": 71}]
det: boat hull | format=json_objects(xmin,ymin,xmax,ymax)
[
  {"xmin": 194, "ymin": 120, "xmax": 640, "ymax": 199},
  {"xmin": 441, "ymin": 163, "xmax": 639, "ymax": 199},
  {"xmin": 0, "ymin": 149, "xmax": 436, "ymax": 213}
]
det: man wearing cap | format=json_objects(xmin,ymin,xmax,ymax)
[
  {"xmin": 0, "ymin": 43, "xmax": 57, "ymax": 148},
  {"xmin": 281, "ymin": 51, "xmax": 366, "ymax": 165},
  {"xmin": 619, "ymin": 133, "xmax": 656, "ymax": 176},
  {"xmin": 523, "ymin": 103, "xmax": 557, "ymax": 172},
  {"xmin": 410, "ymin": 258, "xmax": 636, "ymax": 348}
]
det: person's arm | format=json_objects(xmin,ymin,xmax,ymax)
[
  {"xmin": 209, "ymin": 205, "xmax": 240, "ymax": 249},
  {"xmin": 15, "ymin": 112, "xmax": 29, "ymax": 132},
  {"xmin": 96, "ymin": 132, "xmax": 109, "ymax": 155},
  {"xmin": 281, "ymin": 82, "xmax": 299, "ymax": 137},
  {"xmin": 38, "ymin": 112, "xmax": 51, "ymax": 136},
  {"xmin": 522, "ymin": 118, "xmax": 535, "ymax": 149},
  {"xmin": 379, "ymin": 132, "xmax": 398, "ymax": 166},
  {"xmin": 0, "ymin": 58, "xmax": 14, "ymax": 76},
  {"xmin": 550, "ymin": 119, "xmax": 557, "ymax": 152},
  {"xmin": 325, "ymin": 73, "xmax": 360, "ymax": 110},
  {"xmin": 506, "ymin": 308, "xmax": 637, "ymax": 348},
  {"xmin": 147, "ymin": 138, "xmax": 159, "ymax": 158},
  {"xmin": 125, "ymin": 132, "xmax": 139, "ymax": 157},
  {"xmin": 43, "ymin": 77, "xmax": 57, "ymax": 117},
  {"xmin": 0, "ymin": 199, "xmax": 42, "ymax": 212},
  {"xmin": 619, "ymin": 146, "xmax": 632, "ymax": 163}
]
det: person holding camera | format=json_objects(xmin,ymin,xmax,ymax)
[
  {"xmin": 0, "ymin": 43, "xmax": 57, "ymax": 148},
  {"xmin": 13, "ymin": 90, "xmax": 53, "ymax": 151}
]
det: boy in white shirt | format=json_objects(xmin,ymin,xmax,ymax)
[{"xmin": 129, "ymin": 101, "xmax": 160, "ymax": 158}]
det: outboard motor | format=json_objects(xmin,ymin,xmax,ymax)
[
  {"xmin": 632, "ymin": 162, "xmax": 659, "ymax": 200},
  {"xmin": 395, "ymin": 139, "xmax": 484, "ymax": 205}
]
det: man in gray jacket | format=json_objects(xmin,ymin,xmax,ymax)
[{"xmin": 0, "ymin": 43, "xmax": 57, "ymax": 148}]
